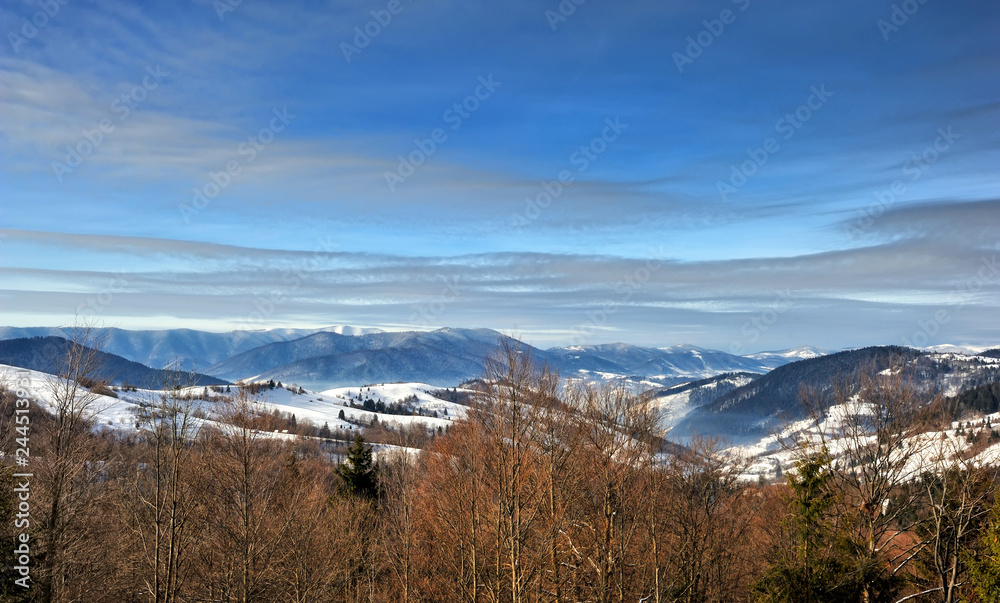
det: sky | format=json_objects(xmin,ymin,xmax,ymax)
[{"xmin": 0, "ymin": 0, "xmax": 998, "ymax": 352}]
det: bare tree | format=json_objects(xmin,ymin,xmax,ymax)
[
  {"xmin": 198, "ymin": 385, "xmax": 292, "ymax": 602},
  {"xmin": 570, "ymin": 382, "xmax": 659, "ymax": 603},
  {"xmin": 474, "ymin": 336, "xmax": 549, "ymax": 603},
  {"xmin": 911, "ymin": 432, "xmax": 997, "ymax": 603},
  {"xmin": 793, "ymin": 363, "xmax": 935, "ymax": 602},
  {"xmin": 126, "ymin": 370, "xmax": 204, "ymax": 603},
  {"xmin": 380, "ymin": 445, "xmax": 419, "ymax": 603},
  {"xmin": 533, "ymin": 380, "xmax": 580, "ymax": 602},
  {"xmin": 419, "ymin": 419, "xmax": 492, "ymax": 602},
  {"xmin": 659, "ymin": 437, "xmax": 757, "ymax": 603},
  {"xmin": 36, "ymin": 323, "xmax": 112, "ymax": 602}
]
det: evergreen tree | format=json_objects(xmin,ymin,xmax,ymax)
[
  {"xmin": 754, "ymin": 452, "xmax": 858, "ymax": 602},
  {"xmin": 335, "ymin": 433, "xmax": 378, "ymax": 500},
  {"xmin": 338, "ymin": 409, "xmax": 346, "ymax": 421},
  {"xmin": 969, "ymin": 495, "xmax": 1000, "ymax": 603}
]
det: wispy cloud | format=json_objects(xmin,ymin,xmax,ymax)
[{"xmin": 1, "ymin": 0, "xmax": 998, "ymax": 350}]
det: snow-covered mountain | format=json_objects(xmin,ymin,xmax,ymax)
[
  {"xmin": 648, "ymin": 372, "xmax": 760, "ymax": 432},
  {"xmin": 546, "ymin": 342, "xmax": 775, "ymax": 381},
  {"xmin": 205, "ymin": 328, "xmax": 515, "ymax": 389},
  {"xmin": 0, "ymin": 325, "xmax": 381, "ymax": 371},
  {"xmin": 672, "ymin": 346, "xmax": 1000, "ymax": 444},
  {"xmin": 745, "ymin": 346, "xmax": 828, "ymax": 369},
  {"xmin": 0, "ymin": 325, "xmax": 823, "ymax": 389},
  {"xmin": 0, "ymin": 336, "xmax": 228, "ymax": 387}
]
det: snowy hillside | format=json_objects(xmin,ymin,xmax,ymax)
[
  {"xmin": 0, "ymin": 363, "xmax": 466, "ymax": 439},
  {"xmin": 733, "ymin": 401, "xmax": 1000, "ymax": 483},
  {"xmin": 649, "ymin": 373, "xmax": 759, "ymax": 431}
]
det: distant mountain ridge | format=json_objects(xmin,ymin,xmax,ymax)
[
  {"xmin": 0, "ymin": 325, "xmax": 381, "ymax": 370},
  {"xmin": 745, "ymin": 346, "xmax": 828, "ymax": 369},
  {"xmin": 2, "ymin": 328, "xmax": 997, "ymax": 454},
  {"xmin": 0, "ymin": 336, "xmax": 229, "ymax": 388},
  {"xmin": 206, "ymin": 328, "xmax": 522, "ymax": 389},
  {"xmin": 0, "ymin": 325, "xmax": 842, "ymax": 390},
  {"xmin": 206, "ymin": 330, "xmax": 806, "ymax": 390},
  {"xmin": 648, "ymin": 372, "xmax": 761, "ymax": 432},
  {"xmin": 672, "ymin": 346, "xmax": 1000, "ymax": 443},
  {"xmin": 546, "ymin": 343, "xmax": 774, "ymax": 378}
]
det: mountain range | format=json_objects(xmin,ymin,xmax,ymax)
[
  {"xmin": 0, "ymin": 325, "xmax": 383, "ymax": 371},
  {"xmin": 1, "ymin": 325, "xmax": 998, "ymax": 454},
  {"xmin": 0, "ymin": 325, "xmax": 822, "ymax": 389},
  {"xmin": 671, "ymin": 346, "xmax": 1000, "ymax": 443},
  {"xmin": 0, "ymin": 336, "xmax": 228, "ymax": 388}
]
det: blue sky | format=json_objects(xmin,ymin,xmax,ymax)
[{"xmin": 1, "ymin": 0, "xmax": 998, "ymax": 351}]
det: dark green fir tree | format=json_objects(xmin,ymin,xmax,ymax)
[{"xmin": 335, "ymin": 433, "xmax": 378, "ymax": 500}]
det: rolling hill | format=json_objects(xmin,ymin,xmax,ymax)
[
  {"xmin": 0, "ymin": 336, "xmax": 229, "ymax": 388},
  {"xmin": 672, "ymin": 346, "xmax": 1000, "ymax": 442}
]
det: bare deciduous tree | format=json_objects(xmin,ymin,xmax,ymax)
[
  {"xmin": 794, "ymin": 362, "xmax": 936, "ymax": 602},
  {"xmin": 36, "ymin": 323, "xmax": 112, "ymax": 602}
]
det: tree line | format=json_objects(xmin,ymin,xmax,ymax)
[{"xmin": 1, "ymin": 330, "xmax": 1000, "ymax": 602}]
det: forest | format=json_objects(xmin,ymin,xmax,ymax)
[{"xmin": 2, "ymin": 334, "xmax": 1000, "ymax": 603}]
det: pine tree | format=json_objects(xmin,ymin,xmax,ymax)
[
  {"xmin": 969, "ymin": 495, "xmax": 1000, "ymax": 603},
  {"xmin": 335, "ymin": 433, "xmax": 378, "ymax": 500},
  {"xmin": 754, "ymin": 451, "xmax": 858, "ymax": 602}
]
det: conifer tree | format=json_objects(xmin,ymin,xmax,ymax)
[
  {"xmin": 969, "ymin": 496, "xmax": 1000, "ymax": 603},
  {"xmin": 336, "ymin": 433, "xmax": 378, "ymax": 500},
  {"xmin": 754, "ymin": 452, "xmax": 857, "ymax": 603}
]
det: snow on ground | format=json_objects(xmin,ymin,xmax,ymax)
[
  {"xmin": 651, "ymin": 387, "xmax": 694, "ymax": 430},
  {"xmin": 0, "ymin": 364, "xmax": 141, "ymax": 431},
  {"xmin": 729, "ymin": 398, "xmax": 1000, "ymax": 482},
  {"xmin": 651, "ymin": 374, "xmax": 757, "ymax": 432},
  {"xmin": 923, "ymin": 344, "xmax": 999, "ymax": 355},
  {"xmin": 747, "ymin": 346, "xmax": 826, "ymax": 361},
  {"xmin": 318, "ymin": 382, "xmax": 469, "ymax": 429},
  {"xmin": 0, "ymin": 364, "xmax": 469, "ymax": 443}
]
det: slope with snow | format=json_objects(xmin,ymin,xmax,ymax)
[
  {"xmin": 650, "ymin": 373, "xmax": 759, "ymax": 431},
  {"xmin": 0, "ymin": 364, "xmax": 465, "ymax": 439}
]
